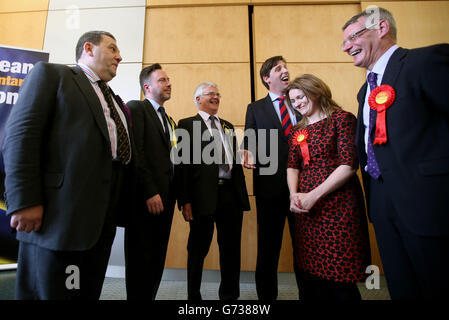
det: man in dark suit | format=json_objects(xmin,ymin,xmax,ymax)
[
  {"xmin": 178, "ymin": 82, "xmax": 250, "ymax": 301},
  {"xmin": 342, "ymin": 7, "xmax": 449, "ymax": 299},
  {"xmin": 242, "ymin": 56, "xmax": 301, "ymax": 300},
  {"xmin": 3, "ymin": 31, "xmax": 133, "ymax": 299},
  {"xmin": 125, "ymin": 64, "xmax": 177, "ymax": 300}
]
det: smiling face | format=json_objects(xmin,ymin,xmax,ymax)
[
  {"xmin": 87, "ymin": 35, "xmax": 122, "ymax": 82},
  {"xmin": 288, "ymin": 88, "xmax": 318, "ymax": 119},
  {"xmin": 197, "ymin": 85, "xmax": 220, "ymax": 115},
  {"xmin": 263, "ymin": 60, "xmax": 289, "ymax": 95},
  {"xmin": 342, "ymin": 16, "xmax": 383, "ymax": 70}
]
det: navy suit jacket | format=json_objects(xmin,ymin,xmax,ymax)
[
  {"xmin": 3, "ymin": 62, "xmax": 134, "ymax": 251},
  {"xmin": 356, "ymin": 44, "xmax": 449, "ymax": 236},
  {"xmin": 243, "ymin": 94, "xmax": 301, "ymax": 200}
]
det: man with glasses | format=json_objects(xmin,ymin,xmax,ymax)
[
  {"xmin": 178, "ymin": 82, "xmax": 250, "ymax": 300},
  {"xmin": 342, "ymin": 7, "xmax": 449, "ymax": 299},
  {"xmin": 125, "ymin": 64, "xmax": 177, "ymax": 300}
]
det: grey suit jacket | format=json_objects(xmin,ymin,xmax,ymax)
[{"xmin": 2, "ymin": 62, "xmax": 133, "ymax": 251}]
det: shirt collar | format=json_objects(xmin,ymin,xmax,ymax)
[
  {"xmin": 198, "ymin": 110, "xmax": 220, "ymax": 124},
  {"xmin": 77, "ymin": 63, "xmax": 101, "ymax": 83},
  {"xmin": 146, "ymin": 98, "xmax": 161, "ymax": 112},
  {"xmin": 368, "ymin": 44, "xmax": 399, "ymax": 79},
  {"xmin": 268, "ymin": 91, "xmax": 283, "ymax": 102}
]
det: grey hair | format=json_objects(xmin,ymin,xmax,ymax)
[
  {"xmin": 193, "ymin": 82, "xmax": 218, "ymax": 107},
  {"xmin": 342, "ymin": 6, "xmax": 397, "ymax": 41}
]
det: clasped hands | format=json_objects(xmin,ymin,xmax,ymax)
[{"xmin": 289, "ymin": 192, "xmax": 319, "ymax": 214}]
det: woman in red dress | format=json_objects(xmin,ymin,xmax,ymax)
[{"xmin": 286, "ymin": 74, "xmax": 370, "ymax": 300}]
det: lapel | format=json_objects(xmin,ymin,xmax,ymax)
[
  {"xmin": 194, "ymin": 113, "xmax": 212, "ymax": 144},
  {"xmin": 71, "ymin": 66, "xmax": 110, "ymax": 145},
  {"xmin": 356, "ymin": 82, "xmax": 367, "ymax": 147},
  {"xmin": 262, "ymin": 94, "xmax": 290, "ymax": 143},
  {"xmin": 144, "ymin": 99, "xmax": 170, "ymax": 150},
  {"xmin": 262, "ymin": 95, "xmax": 283, "ymax": 132},
  {"xmin": 381, "ymin": 47, "xmax": 407, "ymax": 87}
]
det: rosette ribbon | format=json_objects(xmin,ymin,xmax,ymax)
[
  {"xmin": 368, "ymin": 84, "xmax": 396, "ymax": 145},
  {"xmin": 292, "ymin": 129, "xmax": 310, "ymax": 166}
]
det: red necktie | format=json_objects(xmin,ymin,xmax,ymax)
[{"xmin": 278, "ymin": 96, "xmax": 292, "ymax": 138}]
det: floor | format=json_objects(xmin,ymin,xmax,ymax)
[{"xmin": 0, "ymin": 269, "xmax": 391, "ymax": 300}]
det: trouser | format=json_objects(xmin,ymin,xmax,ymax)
[
  {"xmin": 255, "ymin": 194, "xmax": 301, "ymax": 301},
  {"xmin": 369, "ymin": 176, "xmax": 449, "ymax": 300}
]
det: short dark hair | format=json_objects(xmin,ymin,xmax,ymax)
[
  {"xmin": 75, "ymin": 31, "xmax": 116, "ymax": 62},
  {"xmin": 259, "ymin": 56, "xmax": 286, "ymax": 90},
  {"xmin": 139, "ymin": 63, "xmax": 162, "ymax": 93}
]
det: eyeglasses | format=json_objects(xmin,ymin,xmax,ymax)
[
  {"xmin": 341, "ymin": 27, "xmax": 370, "ymax": 50},
  {"xmin": 202, "ymin": 92, "xmax": 221, "ymax": 98}
]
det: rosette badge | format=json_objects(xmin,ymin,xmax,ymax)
[
  {"xmin": 292, "ymin": 129, "xmax": 310, "ymax": 166},
  {"xmin": 368, "ymin": 84, "xmax": 396, "ymax": 145}
]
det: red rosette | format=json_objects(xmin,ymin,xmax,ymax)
[
  {"xmin": 368, "ymin": 84, "xmax": 396, "ymax": 145},
  {"xmin": 292, "ymin": 129, "xmax": 310, "ymax": 166}
]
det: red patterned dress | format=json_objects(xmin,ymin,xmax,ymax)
[{"xmin": 287, "ymin": 109, "xmax": 370, "ymax": 283}]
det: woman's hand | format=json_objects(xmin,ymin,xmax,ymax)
[
  {"xmin": 289, "ymin": 193, "xmax": 309, "ymax": 214},
  {"xmin": 295, "ymin": 192, "xmax": 320, "ymax": 211}
]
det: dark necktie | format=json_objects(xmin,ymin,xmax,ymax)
[
  {"xmin": 97, "ymin": 80, "xmax": 130, "ymax": 165},
  {"xmin": 277, "ymin": 96, "xmax": 293, "ymax": 138},
  {"xmin": 158, "ymin": 106, "xmax": 171, "ymax": 147},
  {"xmin": 366, "ymin": 72, "xmax": 381, "ymax": 179},
  {"xmin": 209, "ymin": 115, "xmax": 230, "ymax": 172}
]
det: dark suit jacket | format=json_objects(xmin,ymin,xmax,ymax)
[
  {"xmin": 243, "ymin": 95, "xmax": 301, "ymax": 200},
  {"xmin": 2, "ymin": 62, "xmax": 134, "ymax": 251},
  {"xmin": 126, "ymin": 99, "xmax": 177, "ymax": 213},
  {"xmin": 356, "ymin": 44, "xmax": 449, "ymax": 237},
  {"xmin": 178, "ymin": 114, "xmax": 250, "ymax": 217}
]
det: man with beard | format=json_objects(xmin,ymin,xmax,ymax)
[{"xmin": 125, "ymin": 64, "xmax": 177, "ymax": 300}]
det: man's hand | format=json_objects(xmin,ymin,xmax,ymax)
[
  {"xmin": 10, "ymin": 205, "xmax": 43, "ymax": 233},
  {"xmin": 146, "ymin": 194, "xmax": 164, "ymax": 214},
  {"xmin": 239, "ymin": 149, "xmax": 256, "ymax": 169},
  {"xmin": 182, "ymin": 203, "xmax": 193, "ymax": 222}
]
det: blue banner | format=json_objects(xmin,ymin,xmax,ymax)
[{"xmin": 0, "ymin": 45, "xmax": 49, "ymax": 262}]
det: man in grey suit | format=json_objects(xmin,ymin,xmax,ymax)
[{"xmin": 2, "ymin": 30, "xmax": 134, "ymax": 299}]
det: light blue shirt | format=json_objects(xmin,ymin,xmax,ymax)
[
  {"xmin": 147, "ymin": 98, "xmax": 173, "ymax": 141},
  {"xmin": 363, "ymin": 44, "xmax": 399, "ymax": 155},
  {"xmin": 268, "ymin": 92, "xmax": 297, "ymax": 126}
]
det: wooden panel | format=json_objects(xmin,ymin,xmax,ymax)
[
  {"xmin": 144, "ymin": 6, "xmax": 250, "ymax": 63},
  {"xmin": 148, "ymin": 0, "xmax": 249, "ymax": 6},
  {"xmin": 155, "ymin": 63, "xmax": 251, "ymax": 126},
  {"xmin": 241, "ymin": 197, "xmax": 257, "ymax": 271},
  {"xmin": 165, "ymin": 197, "xmax": 256, "ymax": 271},
  {"xmin": 165, "ymin": 207, "xmax": 190, "ymax": 268},
  {"xmin": 362, "ymin": 1, "xmax": 449, "ymax": 48},
  {"xmin": 0, "ymin": 0, "xmax": 48, "ymax": 12},
  {"xmin": 253, "ymin": 4, "xmax": 361, "ymax": 63},
  {"xmin": 0, "ymin": 11, "xmax": 48, "ymax": 49},
  {"xmin": 255, "ymin": 62, "xmax": 366, "ymax": 116},
  {"xmin": 252, "ymin": 0, "xmax": 358, "ymax": 3}
]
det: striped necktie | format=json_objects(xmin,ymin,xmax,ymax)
[
  {"xmin": 97, "ymin": 80, "xmax": 130, "ymax": 164},
  {"xmin": 277, "ymin": 96, "xmax": 292, "ymax": 138}
]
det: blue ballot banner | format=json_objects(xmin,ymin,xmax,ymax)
[{"xmin": 0, "ymin": 45, "xmax": 49, "ymax": 266}]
